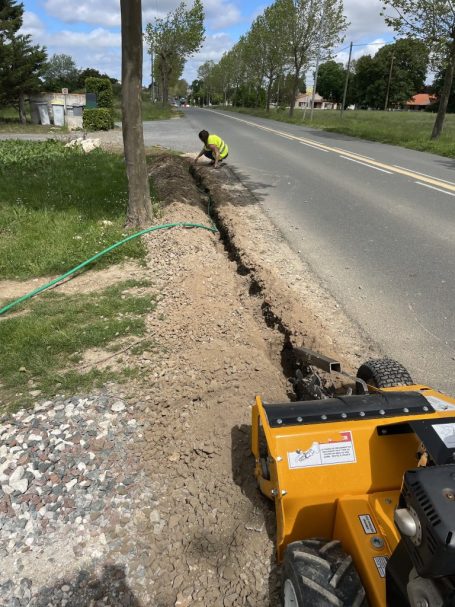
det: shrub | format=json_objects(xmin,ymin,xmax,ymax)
[
  {"xmin": 83, "ymin": 108, "xmax": 114, "ymax": 131},
  {"xmin": 85, "ymin": 77, "xmax": 114, "ymax": 110}
]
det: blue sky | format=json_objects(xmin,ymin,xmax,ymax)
[{"xmin": 20, "ymin": 0, "xmax": 394, "ymax": 85}]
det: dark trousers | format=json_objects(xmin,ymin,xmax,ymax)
[{"xmin": 203, "ymin": 151, "xmax": 228, "ymax": 162}]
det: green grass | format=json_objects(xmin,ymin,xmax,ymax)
[
  {"xmin": 0, "ymin": 140, "xmax": 148, "ymax": 279},
  {"xmin": 221, "ymin": 106, "xmax": 455, "ymax": 158},
  {"xmin": 113, "ymin": 93, "xmax": 182, "ymax": 122},
  {"xmin": 0, "ymin": 280, "xmax": 155, "ymax": 411},
  {"xmin": 0, "ymin": 105, "xmax": 61, "ymax": 134}
]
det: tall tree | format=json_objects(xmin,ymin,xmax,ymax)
[
  {"xmin": 120, "ymin": 0, "xmax": 153, "ymax": 227},
  {"xmin": 0, "ymin": 0, "xmax": 47, "ymax": 121},
  {"xmin": 42, "ymin": 53, "xmax": 79, "ymax": 91},
  {"xmin": 284, "ymin": 0, "xmax": 347, "ymax": 116},
  {"xmin": 145, "ymin": 0, "xmax": 204, "ymax": 105},
  {"xmin": 382, "ymin": 0, "xmax": 455, "ymax": 139},
  {"xmin": 317, "ymin": 60, "xmax": 345, "ymax": 103}
]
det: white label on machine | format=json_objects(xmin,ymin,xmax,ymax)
[
  {"xmin": 424, "ymin": 395, "xmax": 455, "ymax": 411},
  {"xmin": 287, "ymin": 431, "xmax": 356, "ymax": 469},
  {"xmin": 359, "ymin": 514, "xmax": 376, "ymax": 534},
  {"xmin": 432, "ymin": 423, "xmax": 455, "ymax": 448},
  {"xmin": 373, "ymin": 556, "xmax": 388, "ymax": 578}
]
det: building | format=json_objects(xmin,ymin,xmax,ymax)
[
  {"xmin": 405, "ymin": 93, "xmax": 436, "ymax": 111},
  {"xmin": 295, "ymin": 92, "xmax": 337, "ymax": 110}
]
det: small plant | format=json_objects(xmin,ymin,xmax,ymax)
[{"xmin": 83, "ymin": 108, "xmax": 114, "ymax": 131}]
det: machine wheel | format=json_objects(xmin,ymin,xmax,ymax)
[
  {"xmin": 282, "ymin": 539, "xmax": 368, "ymax": 607},
  {"xmin": 357, "ymin": 358, "xmax": 413, "ymax": 389}
]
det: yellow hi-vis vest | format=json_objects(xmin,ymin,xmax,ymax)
[{"xmin": 205, "ymin": 134, "xmax": 228, "ymax": 158}]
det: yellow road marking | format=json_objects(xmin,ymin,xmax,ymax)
[{"xmin": 210, "ymin": 109, "xmax": 455, "ymax": 194}]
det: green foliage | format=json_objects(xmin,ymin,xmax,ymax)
[
  {"xmin": 83, "ymin": 107, "xmax": 114, "ymax": 131},
  {"xmin": 0, "ymin": 281, "xmax": 155, "ymax": 408},
  {"xmin": 352, "ymin": 39, "xmax": 428, "ymax": 109},
  {"xmin": 317, "ymin": 60, "xmax": 346, "ymax": 103},
  {"xmin": 85, "ymin": 77, "xmax": 114, "ymax": 109},
  {"xmin": 0, "ymin": 0, "xmax": 47, "ymax": 114},
  {"xmin": 145, "ymin": 0, "xmax": 205, "ymax": 104},
  {"xmin": 76, "ymin": 68, "xmax": 118, "ymax": 91},
  {"xmin": 0, "ymin": 140, "xmax": 146, "ymax": 279},
  {"xmin": 41, "ymin": 53, "xmax": 79, "ymax": 92}
]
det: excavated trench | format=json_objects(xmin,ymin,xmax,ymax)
[{"xmin": 122, "ymin": 154, "xmax": 377, "ymax": 607}]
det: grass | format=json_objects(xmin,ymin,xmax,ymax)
[
  {"xmin": 0, "ymin": 280, "xmax": 155, "ymax": 412},
  {"xmin": 113, "ymin": 93, "xmax": 182, "ymax": 122},
  {"xmin": 0, "ymin": 140, "xmax": 148, "ymax": 279},
  {"xmin": 0, "ymin": 105, "xmax": 61, "ymax": 134},
  {"xmin": 221, "ymin": 106, "xmax": 455, "ymax": 158}
]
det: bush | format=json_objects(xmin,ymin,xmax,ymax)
[
  {"xmin": 85, "ymin": 77, "xmax": 114, "ymax": 110},
  {"xmin": 83, "ymin": 108, "xmax": 114, "ymax": 131}
]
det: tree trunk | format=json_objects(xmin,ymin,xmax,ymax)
[
  {"xmin": 18, "ymin": 93, "xmax": 26, "ymax": 124},
  {"xmin": 289, "ymin": 71, "xmax": 300, "ymax": 117},
  {"xmin": 266, "ymin": 76, "xmax": 273, "ymax": 112},
  {"xmin": 120, "ymin": 0, "xmax": 153, "ymax": 228},
  {"xmin": 431, "ymin": 41, "xmax": 455, "ymax": 140}
]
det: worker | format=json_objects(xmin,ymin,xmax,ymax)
[{"xmin": 194, "ymin": 130, "xmax": 229, "ymax": 169}]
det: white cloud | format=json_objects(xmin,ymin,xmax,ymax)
[
  {"xmin": 343, "ymin": 0, "xmax": 389, "ymax": 42},
  {"xmin": 43, "ymin": 0, "xmax": 242, "ymax": 30},
  {"xmin": 183, "ymin": 32, "xmax": 233, "ymax": 82},
  {"xmin": 20, "ymin": 11, "xmax": 45, "ymax": 38},
  {"xmin": 335, "ymin": 37, "xmax": 387, "ymax": 67}
]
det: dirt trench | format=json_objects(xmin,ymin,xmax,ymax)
[{"xmin": 123, "ymin": 155, "xmax": 379, "ymax": 607}]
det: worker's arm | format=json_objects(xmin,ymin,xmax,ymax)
[{"xmin": 194, "ymin": 147, "xmax": 205, "ymax": 163}]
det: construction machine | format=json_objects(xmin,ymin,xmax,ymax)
[{"xmin": 252, "ymin": 349, "xmax": 455, "ymax": 606}]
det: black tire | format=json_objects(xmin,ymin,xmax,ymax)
[
  {"xmin": 356, "ymin": 358, "xmax": 413, "ymax": 389},
  {"xmin": 281, "ymin": 539, "xmax": 368, "ymax": 607}
]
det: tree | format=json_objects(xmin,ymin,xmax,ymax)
[
  {"xmin": 0, "ymin": 0, "xmax": 47, "ymax": 121},
  {"xmin": 317, "ymin": 60, "xmax": 345, "ymax": 103},
  {"xmin": 350, "ymin": 39, "xmax": 428, "ymax": 109},
  {"xmin": 76, "ymin": 68, "xmax": 118, "ymax": 90},
  {"xmin": 42, "ymin": 53, "xmax": 79, "ymax": 91},
  {"xmin": 145, "ymin": 0, "xmax": 204, "ymax": 105},
  {"xmin": 284, "ymin": 0, "xmax": 347, "ymax": 116},
  {"xmin": 120, "ymin": 0, "xmax": 153, "ymax": 228},
  {"xmin": 382, "ymin": 0, "xmax": 455, "ymax": 139}
]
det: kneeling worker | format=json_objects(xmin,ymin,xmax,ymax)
[{"xmin": 194, "ymin": 130, "xmax": 229, "ymax": 169}]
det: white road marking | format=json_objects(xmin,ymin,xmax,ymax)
[
  {"xmin": 339, "ymin": 156, "xmax": 392, "ymax": 174},
  {"xmin": 394, "ymin": 165, "xmax": 455, "ymax": 187},
  {"xmin": 416, "ymin": 182, "xmax": 455, "ymax": 197},
  {"xmin": 300, "ymin": 141, "xmax": 329, "ymax": 153}
]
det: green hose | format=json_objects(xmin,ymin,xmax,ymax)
[{"xmin": 0, "ymin": 221, "xmax": 218, "ymax": 317}]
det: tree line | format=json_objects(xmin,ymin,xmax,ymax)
[{"xmin": 190, "ymin": 0, "xmax": 455, "ymax": 139}]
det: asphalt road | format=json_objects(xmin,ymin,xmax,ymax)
[{"xmin": 4, "ymin": 111, "xmax": 454, "ymax": 392}]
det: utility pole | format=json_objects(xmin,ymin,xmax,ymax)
[
  {"xmin": 384, "ymin": 52, "xmax": 395, "ymax": 111},
  {"xmin": 150, "ymin": 46, "xmax": 154, "ymax": 102},
  {"xmin": 340, "ymin": 41, "xmax": 353, "ymax": 119},
  {"xmin": 310, "ymin": 6, "xmax": 325, "ymax": 121}
]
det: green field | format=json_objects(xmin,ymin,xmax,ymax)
[
  {"xmin": 0, "ymin": 140, "xmax": 148, "ymax": 279},
  {"xmin": 223, "ymin": 107, "xmax": 455, "ymax": 158}
]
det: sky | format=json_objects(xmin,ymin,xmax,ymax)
[{"xmin": 20, "ymin": 0, "xmax": 395, "ymax": 87}]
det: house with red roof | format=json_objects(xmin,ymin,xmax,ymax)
[{"xmin": 405, "ymin": 93, "xmax": 437, "ymax": 111}]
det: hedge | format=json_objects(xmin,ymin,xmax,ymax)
[
  {"xmin": 83, "ymin": 108, "xmax": 114, "ymax": 131},
  {"xmin": 85, "ymin": 77, "xmax": 114, "ymax": 110}
]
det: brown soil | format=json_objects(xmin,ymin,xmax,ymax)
[{"xmin": 115, "ymin": 155, "xmax": 379, "ymax": 605}]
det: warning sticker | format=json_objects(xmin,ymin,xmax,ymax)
[
  {"xmin": 359, "ymin": 514, "xmax": 376, "ymax": 535},
  {"xmin": 432, "ymin": 423, "xmax": 455, "ymax": 448},
  {"xmin": 424, "ymin": 395, "xmax": 455, "ymax": 412},
  {"xmin": 373, "ymin": 556, "xmax": 388, "ymax": 578},
  {"xmin": 288, "ymin": 431, "xmax": 356, "ymax": 469}
]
